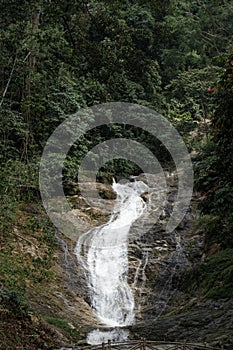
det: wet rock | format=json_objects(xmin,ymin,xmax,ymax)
[
  {"xmin": 130, "ymin": 300, "xmax": 233, "ymax": 346},
  {"xmin": 64, "ymin": 182, "xmax": 117, "ymax": 200},
  {"xmin": 54, "ymin": 175, "xmax": 231, "ymax": 347},
  {"xmin": 141, "ymin": 192, "xmax": 149, "ymax": 202}
]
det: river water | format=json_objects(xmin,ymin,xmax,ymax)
[{"xmin": 75, "ymin": 180, "xmax": 148, "ymax": 344}]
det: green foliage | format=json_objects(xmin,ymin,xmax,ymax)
[
  {"xmin": 98, "ymin": 159, "xmax": 141, "ymax": 182},
  {"xmin": 167, "ymin": 66, "xmax": 223, "ymax": 114},
  {"xmin": 45, "ymin": 316, "xmax": 80, "ymax": 340},
  {"xmin": 195, "ymin": 53, "xmax": 233, "ymax": 247},
  {"xmin": 0, "ymin": 1, "xmax": 233, "ymax": 322},
  {"xmin": 0, "ymin": 161, "xmax": 57, "ymax": 292},
  {"xmin": 182, "ymin": 249, "xmax": 233, "ymax": 299},
  {"xmin": 161, "ymin": 0, "xmax": 233, "ymax": 83},
  {"xmin": 0, "ymin": 287, "xmax": 29, "ymax": 317},
  {"xmin": 195, "ymin": 215, "xmax": 233, "ymax": 249},
  {"xmin": 177, "ymin": 52, "xmax": 233, "ymax": 304},
  {"xmin": 0, "ymin": 161, "xmax": 21, "ymax": 238},
  {"xmin": 1, "ymin": 0, "xmax": 231, "ymax": 173},
  {"xmin": 165, "ymin": 100, "xmax": 197, "ymax": 139}
]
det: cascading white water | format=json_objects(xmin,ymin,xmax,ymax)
[{"xmin": 74, "ymin": 180, "xmax": 147, "ymax": 328}]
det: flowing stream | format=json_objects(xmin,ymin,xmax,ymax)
[{"xmin": 74, "ymin": 180, "xmax": 148, "ymax": 342}]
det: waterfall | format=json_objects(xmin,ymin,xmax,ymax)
[{"xmin": 74, "ymin": 180, "xmax": 147, "ymax": 328}]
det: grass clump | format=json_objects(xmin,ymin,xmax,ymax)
[{"xmin": 45, "ymin": 316, "xmax": 80, "ymax": 341}]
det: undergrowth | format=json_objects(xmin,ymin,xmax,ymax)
[
  {"xmin": 45, "ymin": 316, "xmax": 80, "ymax": 341},
  {"xmin": 182, "ymin": 248, "xmax": 233, "ymax": 299}
]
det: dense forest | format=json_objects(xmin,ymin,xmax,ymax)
[{"xmin": 0, "ymin": 0, "xmax": 233, "ymax": 348}]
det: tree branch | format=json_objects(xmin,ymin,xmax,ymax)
[{"xmin": 0, "ymin": 55, "xmax": 17, "ymax": 107}]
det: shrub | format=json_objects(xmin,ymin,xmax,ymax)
[{"xmin": 0, "ymin": 287, "xmax": 29, "ymax": 317}]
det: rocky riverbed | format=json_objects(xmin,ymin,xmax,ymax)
[{"xmin": 130, "ymin": 299, "xmax": 233, "ymax": 348}]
